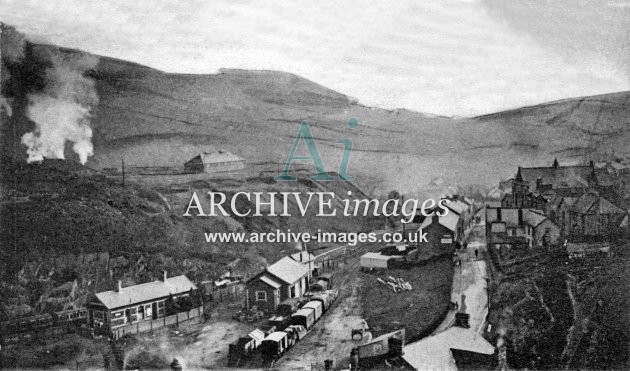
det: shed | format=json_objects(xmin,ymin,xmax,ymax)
[
  {"xmin": 184, "ymin": 150, "xmax": 245, "ymax": 173},
  {"xmin": 360, "ymin": 252, "xmax": 392, "ymax": 269}
]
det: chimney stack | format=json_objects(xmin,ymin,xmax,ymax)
[
  {"xmin": 116, "ymin": 280, "xmax": 122, "ymax": 293},
  {"xmin": 162, "ymin": 270, "xmax": 168, "ymax": 282}
]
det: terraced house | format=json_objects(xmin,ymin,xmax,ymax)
[{"xmin": 485, "ymin": 207, "xmax": 560, "ymax": 249}]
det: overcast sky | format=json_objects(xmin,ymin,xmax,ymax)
[{"xmin": 1, "ymin": 0, "xmax": 628, "ymax": 116}]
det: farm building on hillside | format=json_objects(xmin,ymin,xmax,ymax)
[
  {"xmin": 184, "ymin": 150, "xmax": 245, "ymax": 173},
  {"xmin": 245, "ymin": 257, "xmax": 310, "ymax": 314},
  {"xmin": 85, "ymin": 272, "xmax": 199, "ymax": 336}
]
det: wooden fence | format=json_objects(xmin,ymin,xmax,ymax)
[
  {"xmin": 110, "ymin": 306, "xmax": 204, "ymax": 340},
  {"xmin": 211, "ymin": 283, "xmax": 245, "ymax": 303}
]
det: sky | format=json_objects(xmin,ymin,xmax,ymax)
[{"xmin": 1, "ymin": 0, "xmax": 629, "ymax": 116}]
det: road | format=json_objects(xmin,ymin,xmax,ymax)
[{"xmin": 402, "ymin": 216, "xmax": 495, "ymax": 370}]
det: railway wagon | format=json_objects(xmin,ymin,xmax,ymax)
[
  {"xmin": 285, "ymin": 324, "xmax": 307, "ymax": 340},
  {"xmin": 268, "ymin": 315, "xmax": 292, "ymax": 331},
  {"xmin": 227, "ymin": 329, "xmax": 265, "ymax": 366},
  {"xmin": 309, "ymin": 290, "xmax": 337, "ymax": 312},
  {"xmin": 260, "ymin": 331, "xmax": 290, "ymax": 359},
  {"xmin": 310, "ymin": 279, "xmax": 329, "ymax": 292},
  {"xmin": 318, "ymin": 273, "xmax": 333, "ymax": 288},
  {"xmin": 290, "ymin": 308, "xmax": 316, "ymax": 329},
  {"xmin": 0, "ymin": 314, "xmax": 53, "ymax": 334},
  {"xmin": 276, "ymin": 297, "xmax": 307, "ymax": 316},
  {"xmin": 302, "ymin": 301, "xmax": 323, "ymax": 321},
  {"xmin": 53, "ymin": 308, "xmax": 88, "ymax": 325}
]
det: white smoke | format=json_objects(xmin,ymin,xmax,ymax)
[{"xmin": 20, "ymin": 49, "xmax": 98, "ymax": 164}]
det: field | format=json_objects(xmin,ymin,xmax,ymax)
[{"xmin": 359, "ymin": 257, "xmax": 453, "ymax": 341}]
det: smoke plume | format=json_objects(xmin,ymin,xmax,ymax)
[
  {"xmin": 20, "ymin": 50, "xmax": 99, "ymax": 164},
  {"xmin": 2, "ymin": 23, "xmax": 99, "ymax": 164}
]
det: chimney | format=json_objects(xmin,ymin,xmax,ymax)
[
  {"xmin": 162, "ymin": 270, "xmax": 168, "ymax": 282},
  {"xmin": 116, "ymin": 280, "xmax": 122, "ymax": 293},
  {"xmin": 553, "ymin": 158, "xmax": 559, "ymax": 168},
  {"xmin": 432, "ymin": 213, "xmax": 440, "ymax": 224}
]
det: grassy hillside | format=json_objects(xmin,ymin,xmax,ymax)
[
  {"xmin": 0, "ymin": 160, "xmax": 382, "ymax": 320},
  {"xmin": 88, "ymin": 56, "xmax": 630, "ymax": 195},
  {"xmin": 4, "ymin": 41, "xmax": 628, "ymax": 196}
]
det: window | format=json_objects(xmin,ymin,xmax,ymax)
[
  {"xmin": 290, "ymin": 285, "xmax": 296, "ymax": 298},
  {"xmin": 256, "ymin": 291, "xmax": 267, "ymax": 301}
]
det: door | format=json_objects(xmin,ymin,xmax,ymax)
[{"xmin": 152, "ymin": 302, "xmax": 158, "ymax": 319}]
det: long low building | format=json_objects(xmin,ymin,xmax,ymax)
[{"xmin": 86, "ymin": 272, "xmax": 198, "ymax": 335}]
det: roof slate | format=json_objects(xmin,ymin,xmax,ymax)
[
  {"xmin": 259, "ymin": 275, "xmax": 282, "ymax": 289},
  {"xmin": 95, "ymin": 275, "xmax": 196, "ymax": 309},
  {"xmin": 266, "ymin": 256, "xmax": 309, "ymax": 284}
]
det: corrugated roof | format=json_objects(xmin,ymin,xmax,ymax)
[
  {"xmin": 95, "ymin": 275, "xmax": 196, "ymax": 309},
  {"xmin": 259, "ymin": 275, "xmax": 282, "ymax": 289},
  {"xmin": 267, "ymin": 256, "xmax": 309, "ymax": 284}
]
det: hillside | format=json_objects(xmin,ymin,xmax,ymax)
[
  {"xmin": 3, "ymin": 40, "xmax": 629, "ymax": 196},
  {"xmin": 0, "ymin": 160, "xmax": 382, "ymax": 320}
]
